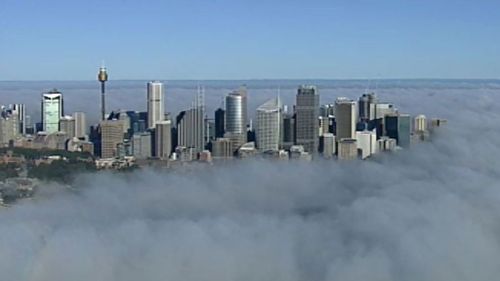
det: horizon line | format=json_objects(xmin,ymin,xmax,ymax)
[{"xmin": 1, "ymin": 78, "xmax": 499, "ymax": 83}]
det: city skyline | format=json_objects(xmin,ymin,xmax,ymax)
[{"xmin": 1, "ymin": 0, "xmax": 499, "ymax": 80}]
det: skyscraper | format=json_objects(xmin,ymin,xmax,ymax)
[
  {"xmin": 338, "ymin": 138, "xmax": 358, "ymax": 160},
  {"xmin": 132, "ymin": 132, "xmax": 152, "ymax": 159},
  {"xmin": 385, "ymin": 114, "xmax": 411, "ymax": 148},
  {"xmin": 256, "ymin": 98, "xmax": 281, "ymax": 152},
  {"xmin": 147, "ymin": 81, "xmax": 164, "ymax": 129},
  {"xmin": 59, "ymin": 115, "xmax": 76, "ymax": 138},
  {"xmin": 73, "ymin": 112, "xmax": 87, "ymax": 139},
  {"xmin": 176, "ymin": 94, "xmax": 205, "ymax": 153},
  {"xmin": 10, "ymin": 104, "xmax": 26, "ymax": 135},
  {"xmin": 335, "ymin": 97, "xmax": 357, "ymax": 140},
  {"xmin": 155, "ymin": 120, "xmax": 172, "ymax": 159},
  {"xmin": 225, "ymin": 86, "xmax": 247, "ymax": 149},
  {"xmin": 41, "ymin": 89, "xmax": 63, "ymax": 133},
  {"xmin": 99, "ymin": 120, "xmax": 123, "ymax": 158},
  {"xmin": 282, "ymin": 113, "xmax": 295, "ymax": 150},
  {"xmin": 295, "ymin": 85, "xmax": 319, "ymax": 153},
  {"xmin": 214, "ymin": 108, "xmax": 225, "ymax": 138},
  {"xmin": 358, "ymin": 93, "xmax": 377, "ymax": 121}
]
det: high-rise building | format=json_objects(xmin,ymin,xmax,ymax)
[
  {"xmin": 132, "ymin": 132, "xmax": 152, "ymax": 159},
  {"xmin": 73, "ymin": 112, "xmax": 87, "ymax": 139},
  {"xmin": 99, "ymin": 120, "xmax": 123, "ymax": 158},
  {"xmin": 0, "ymin": 108, "xmax": 20, "ymax": 145},
  {"xmin": 211, "ymin": 138, "xmax": 233, "ymax": 159},
  {"xmin": 155, "ymin": 120, "xmax": 172, "ymax": 159},
  {"xmin": 356, "ymin": 130, "xmax": 377, "ymax": 159},
  {"xmin": 295, "ymin": 85, "xmax": 319, "ymax": 154},
  {"xmin": 214, "ymin": 108, "xmax": 225, "ymax": 138},
  {"xmin": 320, "ymin": 104, "xmax": 335, "ymax": 117},
  {"xmin": 320, "ymin": 133, "xmax": 336, "ymax": 158},
  {"xmin": 337, "ymin": 138, "xmax": 358, "ymax": 160},
  {"xmin": 256, "ymin": 98, "xmax": 281, "ymax": 152},
  {"xmin": 59, "ymin": 115, "xmax": 76, "ymax": 138},
  {"xmin": 385, "ymin": 114, "xmax": 411, "ymax": 148},
  {"xmin": 375, "ymin": 103, "xmax": 396, "ymax": 120},
  {"xmin": 281, "ymin": 113, "xmax": 295, "ymax": 150},
  {"xmin": 414, "ymin": 114, "xmax": 427, "ymax": 132},
  {"xmin": 176, "ymin": 94, "xmax": 205, "ymax": 153},
  {"xmin": 10, "ymin": 104, "xmax": 26, "ymax": 135},
  {"xmin": 147, "ymin": 81, "xmax": 164, "ymax": 129},
  {"xmin": 335, "ymin": 97, "xmax": 357, "ymax": 140},
  {"xmin": 41, "ymin": 89, "xmax": 63, "ymax": 133},
  {"xmin": 225, "ymin": 86, "xmax": 247, "ymax": 149},
  {"xmin": 359, "ymin": 93, "xmax": 377, "ymax": 121}
]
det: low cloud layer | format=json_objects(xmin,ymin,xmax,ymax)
[{"xmin": 1, "ymin": 80, "xmax": 500, "ymax": 280}]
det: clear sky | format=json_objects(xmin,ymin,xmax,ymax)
[{"xmin": 0, "ymin": 0, "xmax": 499, "ymax": 80}]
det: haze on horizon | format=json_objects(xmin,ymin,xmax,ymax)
[
  {"xmin": 0, "ymin": 0, "xmax": 499, "ymax": 80},
  {"xmin": 2, "ymin": 82, "xmax": 500, "ymax": 280}
]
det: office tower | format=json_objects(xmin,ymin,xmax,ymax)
[
  {"xmin": 41, "ymin": 89, "xmax": 63, "ymax": 133},
  {"xmin": 73, "ymin": 112, "xmax": 87, "ymax": 139},
  {"xmin": 147, "ymin": 81, "xmax": 165, "ymax": 129},
  {"xmin": 107, "ymin": 109, "xmax": 131, "ymax": 135},
  {"xmin": 0, "ymin": 108, "xmax": 20, "ymax": 145},
  {"xmin": 132, "ymin": 132, "xmax": 152, "ymax": 159},
  {"xmin": 320, "ymin": 133, "xmax": 336, "ymax": 158},
  {"xmin": 205, "ymin": 119, "xmax": 215, "ymax": 143},
  {"xmin": 356, "ymin": 130, "xmax": 377, "ymax": 159},
  {"xmin": 225, "ymin": 86, "xmax": 247, "ymax": 149},
  {"xmin": 97, "ymin": 65, "xmax": 108, "ymax": 121},
  {"xmin": 256, "ymin": 98, "xmax": 281, "ymax": 152},
  {"xmin": 214, "ymin": 108, "xmax": 225, "ymax": 138},
  {"xmin": 282, "ymin": 113, "xmax": 295, "ymax": 150},
  {"xmin": 335, "ymin": 97, "xmax": 357, "ymax": 140},
  {"xmin": 25, "ymin": 115, "xmax": 34, "ymax": 135},
  {"xmin": 385, "ymin": 114, "xmax": 411, "ymax": 148},
  {"xmin": 375, "ymin": 103, "xmax": 396, "ymax": 119},
  {"xmin": 318, "ymin": 116, "xmax": 331, "ymax": 136},
  {"xmin": 295, "ymin": 85, "xmax": 319, "ymax": 153},
  {"xmin": 337, "ymin": 138, "xmax": 358, "ymax": 160},
  {"xmin": 10, "ymin": 104, "xmax": 26, "ymax": 135},
  {"xmin": 359, "ymin": 93, "xmax": 377, "ymax": 121},
  {"xmin": 176, "ymin": 93, "xmax": 205, "ymax": 153},
  {"xmin": 59, "ymin": 115, "xmax": 76, "ymax": 138},
  {"xmin": 320, "ymin": 104, "xmax": 335, "ymax": 117},
  {"xmin": 211, "ymin": 138, "xmax": 233, "ymax": 159},
  {"xmin": 155, "ymin": 120, "xmax": 172, "ymax": 159},
  {"xmin": 414, "ymin": 114, "xmax": 427, "ymax": 132},
  {"xmin": 99, "ymin": 120, "xmax": 124, "ymax": 158}
]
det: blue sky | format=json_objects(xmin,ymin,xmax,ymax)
[{"xmin": 0, "ymin": 0, "xmax": 499, "ymax": 80}]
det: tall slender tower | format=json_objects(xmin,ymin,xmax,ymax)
[
  {"xmin": 147, "ymin": 81, "xmax": 164, "ymax": 129},
  {"xmin": 97, "ymin": 64, "xmax": 108, "ymax": 121}
]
